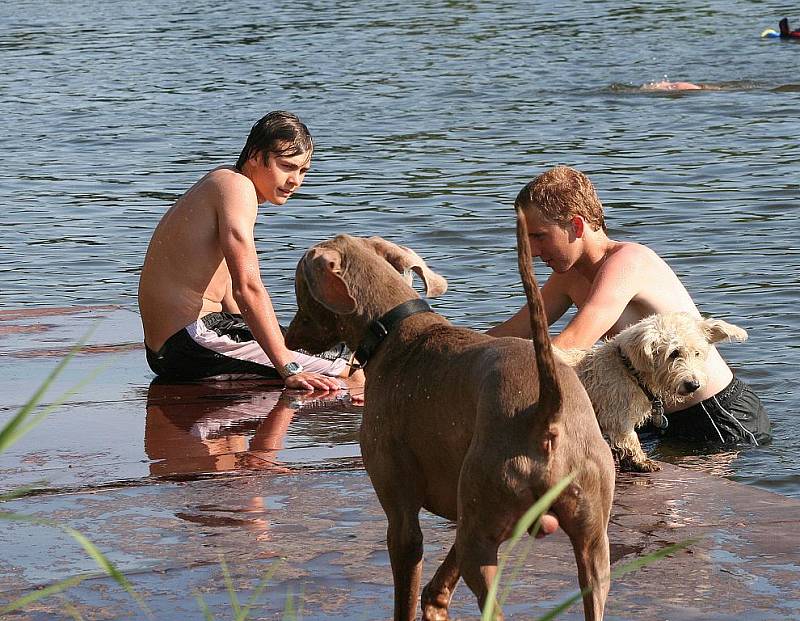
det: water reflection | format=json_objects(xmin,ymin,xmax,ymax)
[
  {"xmin": 640, "ymin": 428, "xmax": 742, "ymax": 478},
  {"xmin": 144, "ymin": 380, "xmax": 356, "ymax": 538},
  {"xmin": 144, "ymin": 379, "xmax": 353, "ymax": 478}
]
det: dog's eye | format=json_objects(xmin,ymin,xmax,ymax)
[{"xmin": 668, "ymin": 349, "xmax": 680, "ymax": 360}]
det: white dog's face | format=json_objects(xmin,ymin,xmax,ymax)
[{"xmin": 620, "ymin": 312, "xmax": 748, "ymax": 405}]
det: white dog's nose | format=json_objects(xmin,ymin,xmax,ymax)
[{"xmin": 682, "ymin": 379, "xmax": 701, "ymax": 394}]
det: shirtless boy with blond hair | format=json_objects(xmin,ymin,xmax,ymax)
[
  {"xmin": 139, "ymin": 111, "xmax": 359, "ymax": 391},
  {"xmin": 491, "ymin": 166, "xmax": 770, "ymax": 444}
]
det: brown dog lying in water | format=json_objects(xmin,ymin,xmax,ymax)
[{"xmin": 285, "ymin": 221, "xmax": 615, "ymax": 620}]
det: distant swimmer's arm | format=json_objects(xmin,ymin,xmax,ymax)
[
  {"xmin": 488, "ymin": 276, "xmax": 572, "ymax": 337},
  {"xmin": 552, "ymin": 255, "xmax": 639, "ymax": 350}
]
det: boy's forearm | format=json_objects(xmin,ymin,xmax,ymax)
[
  {"xmin": 233, "ymin": 281, "xmax": 293, "ymax": 371},
  {"xmin": 487, "ymin": 319, "xmax": 528, "ymax": 338},
  {"xmin": 487, "ymin": 306, "xmax": 532, "ymax": 338}
]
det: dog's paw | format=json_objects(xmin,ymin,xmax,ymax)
[
  {"xmin": 421, "ymin": 605, "xmax": 450, "ymax": 621},
  {"xmin": 421, "ymin": 585, "xmax": 452, "ymax": 621},
  {"xmin": 619, "ymin": 455, "xmax": 662, "ymax": 473}
]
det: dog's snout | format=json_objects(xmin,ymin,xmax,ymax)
[{"xmin": 682, "ymin": 379, "xmax": 701, "ymax": 394}]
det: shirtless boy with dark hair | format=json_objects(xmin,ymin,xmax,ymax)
[
  {"xmin": 139, "ymin": 111, "xmax": 360, "ymax": 391},
  {"xmin": 491, "ymin": 166, "xmax": 771, "ymax": 444}
]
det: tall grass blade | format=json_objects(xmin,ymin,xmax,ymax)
[
  {"xmin": 221, "ymin": 557, "xmax": 243, "ymax": 618},
  {"xmin": 536, "ymin": 588, "xmax": 589, "ymax": 621},
  {"xmin": 0, "ymin": 326, "xmax": 145, "ymax": 616},
  {"xmin": 0, "ymin": 511, "xmax": 150, "ymax": 616},
  {"xmin": 482, "ymin": 473, "xmax": 576, "ymax": 621},
  {"xmin": 0, "ymin": 484, "xmax": 41, "ymax": 502},
  {"xmin": 498, "ymin": 528, "xmax": 537, "ymax": 607},
  {"xmin": 237, "ymin": 560, "xmax": 283, "ymax": 621},
  {"xmin": 282, "ymin": 586, "xmax": 296, "ymax": 621},
  {"xmin": 295, "ymin": 584, "xmax": 305, "ymax": 621},
  {"xmin": 0, "ymin": 343, "xmax": 79, "ymax": 453},
  {"xmin": 62, "ymin": 525, "xmax": 148, "ymax": 614},
  {"xmin": 0, "ymin": 326, "xmax": 104, "ymax": 454},
  {"xmin": 0, "ymin": 575, "xmax": 86, "ymax": 614},
  {"xmin": 611, "ymin": 539, "xmax": 698, "ymax": 578},
  {"xmin": 195, "ymin": 592, "xmax": 215, "ymax": 621}
]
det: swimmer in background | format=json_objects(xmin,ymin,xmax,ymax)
[
  {"xmin": 779, "ymin": 18, "xmax": 800, "ymax": 38},
  {"xmin": 762, "ymin": 18, "xmax": 800, "ymax": 39},
  {"xmin": 641, "ymin": 80, "xmax": 703, "ymax": 91}
]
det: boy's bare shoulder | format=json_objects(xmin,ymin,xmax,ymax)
[
  {"xmin": 609, "ymin": 241, "xmax": 659, "ymax": 262},
  {"xmin": 198, "ymin": 167, "xmax": 257, "ymax": 208},
  {"xmin": 203, "ymin": 166, "xmax": 252, "ymax": 190},
  {"xmin": 604, "ymin": 241, "xmax": 665, "ymax": 273}
]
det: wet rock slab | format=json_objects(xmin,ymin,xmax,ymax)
[
  {"xmin": 1, "ymin": 306, "xmax": 799, "ymax": 619},
  {"xmin": 2, "ymin": 467, "xmax": 798, "ymax": 620}
]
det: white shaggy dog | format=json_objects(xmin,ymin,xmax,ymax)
[{"xmin": 567, "ymin": 312, "xmax": 748, "ymax": 472}]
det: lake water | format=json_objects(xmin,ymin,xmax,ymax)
[{"xmin": 1, "ymin": 0, "xmax": 798, "ymax": 499}]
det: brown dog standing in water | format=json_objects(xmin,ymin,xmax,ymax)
[{"xmin": 285, "ymin": 218, "xmax": 615, "ymax": 620}]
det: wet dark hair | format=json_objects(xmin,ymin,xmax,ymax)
[
  {"xmin": 515, "ymin": 165, "xmax": 607, "ymax": 233},
  {"xmin": 235, "ymin": 111, "xmax": 313, "ymax": 170}
]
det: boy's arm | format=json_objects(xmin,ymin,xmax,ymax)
[
  {"xmin": 221, "ymin": 269, "xmax": 242, "ymax": 314},
  {"xmin": 216, "ymin": 177, "xmax": 339, "ymax": 390},
  {"xmin": 551, "ymin": 253, "xmax": 640, "ymax": 350},
  {"xmin": 488, "ymin": 277, "xmax": 572, "ymax": 337}
]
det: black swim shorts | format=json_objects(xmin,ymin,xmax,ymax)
[
  {"xmin": 658, "ymin": 376, "xmax": 772, "ymax": 445},
  {"xmin": 145, "ymin": 312, "xmax": 348, "ymax": 381}
]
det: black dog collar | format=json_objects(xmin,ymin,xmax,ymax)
[
  {"xmin": 354, "ymin": 298, "xmax": 433, "ymax": 368},
  {"xmin": 617, "ymin": 346, "xmax": 669, "ymax": 430}
]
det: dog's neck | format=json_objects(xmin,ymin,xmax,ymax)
[
  {"xmin": 354, "ymin": 298, "xmax": 433, "ymax": 368},
  {"xmin": 616, "ymin": 346, "xmax": 669, "ymax": 430}
]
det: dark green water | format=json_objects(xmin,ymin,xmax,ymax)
[{"xmin": 1, "ymin": 0, "xmax": 798, "ymax": 497}]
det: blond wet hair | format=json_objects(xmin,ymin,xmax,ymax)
[{"xmin": 515, "ymin": 165, "xmax": 607, "ymax": 233}]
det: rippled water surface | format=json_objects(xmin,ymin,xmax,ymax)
[{"xmin": 1, "ymin": 0, "xmax": 798, "ymax": 496}]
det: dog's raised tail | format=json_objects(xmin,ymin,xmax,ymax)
[{"xmin": 515, "ymin": 206, "xmax": 563, "ymax": 424}]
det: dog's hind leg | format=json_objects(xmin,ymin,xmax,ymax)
[
  {"xmin": 559, "ymin": 503, "xmax": 611, "ymax": 621},
  {"xmin": 570, "ymin": 528, "xmax": 610, "ymax": 621},
  {"xmin": 421, "ymin": 544, "xmax": 460, "ymax": 620},
  {"xmin": 456, "ymin": 530, "xmax": 504, "ymax": 620}
]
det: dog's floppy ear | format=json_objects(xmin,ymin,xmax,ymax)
[
  {"xmin": 365, "ymin": 236, "xmax": 448, "ymax": 298},
  {"xmin": 700, "ymin": 318, "xmax": 748, "ymax": 344},
  {"xmin": 300, "ymin": 246, "xmax": 357, "ymax": 314}
]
